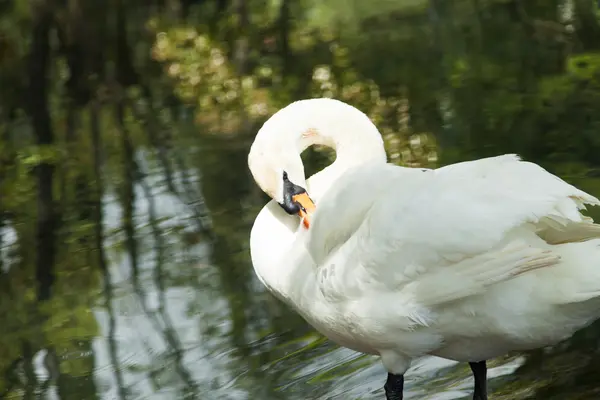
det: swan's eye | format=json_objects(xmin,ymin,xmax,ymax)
[
  {"xmin": 279, "ymin": 200, "xmax": 301, "ymax": 214},
  {"xmin": 279, "ymin": 171, "xmax": 316, "ymax": 228},
  {"xmin": 279, "ymin": 171, "xmax": 305, "ymax": 214}
]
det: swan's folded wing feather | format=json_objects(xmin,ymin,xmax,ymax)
[
  {"xmin": 307, "ymin": 154, "xmax": 600, "ymax": 306},
  {"xmin": 362, "ymin": 154, "xmax": 599, "ymax": 265},
  {"xmin": 413, "ymin": 241, "xmax": 561, "ymax": 307}
]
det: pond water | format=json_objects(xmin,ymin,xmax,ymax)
[{"xmin": 2, "ymin": 136, "xmax": 600, "ymax": 400}]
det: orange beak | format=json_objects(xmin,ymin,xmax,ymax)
[{"xmin": 292, "ymin": 192, "xmax": 316, "ymax": 229}]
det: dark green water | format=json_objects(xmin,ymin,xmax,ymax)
[{"xmin": 2, "ymin": 137, "xmax": 600, "ymax": 400}]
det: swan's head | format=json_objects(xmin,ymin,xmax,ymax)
[{"xmin": 248, "ymin": 98, "xmax": 386, "ymax": 228}]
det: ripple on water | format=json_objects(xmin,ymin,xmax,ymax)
[{"xmin": 251, "ymin": 329, "xmax": 526, "ymax": 399}]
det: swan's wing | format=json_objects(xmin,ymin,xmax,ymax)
[{"xmin": 307, "ymin": 155, "xmax": 600, "ymax": 310}]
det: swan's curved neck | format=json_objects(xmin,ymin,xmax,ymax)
[
  {"xmin": 249, "ymin": 99, "xmax": 387, "ymax": 204},
  {"xmin": 249, "ymin": 99, "xmax": 387, "ymax": 307}
]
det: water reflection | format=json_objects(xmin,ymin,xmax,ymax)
[
  {"xmin": 0, "ymin": 139, "xmax": 532, "ymax": 400},
  {"xmin": 3, "ymin": 132, "xmax": 600, "ymax": 399}
]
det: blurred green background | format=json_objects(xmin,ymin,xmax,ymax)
[{"xmin": 2, "ymin": 0, "xmax": 600, "ymax": 398}]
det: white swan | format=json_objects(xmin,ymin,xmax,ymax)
[{"xmin": 248, "ymin": 98, "xmax": 600, "ymax": 399}]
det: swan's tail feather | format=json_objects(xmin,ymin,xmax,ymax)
[
  {"xmin": 415, "ymin": 241, "xmax": 561, "ymax": 307},
  {"xmin": 536, "ymin": 218, "xmax": 600, "ymax": 245},
  {"xmin": 548, "ymin": 240, "xmax": 600, "ymax": 305},
  {"xmin": 563, "ymin": 291, "xmax": 600, "ymax": 303}
]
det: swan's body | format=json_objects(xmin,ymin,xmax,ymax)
[{"xmin": 248, "ymin": 98, "xmax": 600, "ymax": 398}]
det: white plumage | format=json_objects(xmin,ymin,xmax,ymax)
[{"xmin": 248, "ymin": 98, "xmax": 600, "ymax": 387}]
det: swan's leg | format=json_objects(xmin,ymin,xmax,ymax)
[
  {"xmin": 469, "ymin": 361, "xmax": 488, "ymax": 400},
  {"xmin": 384, "ymin": 373, "xmax": 404, "ymax": 400}
]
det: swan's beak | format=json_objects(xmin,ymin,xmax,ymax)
[{"xmin": 292, "ymin": 192, "xmax": 316, "ymax": 229}]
